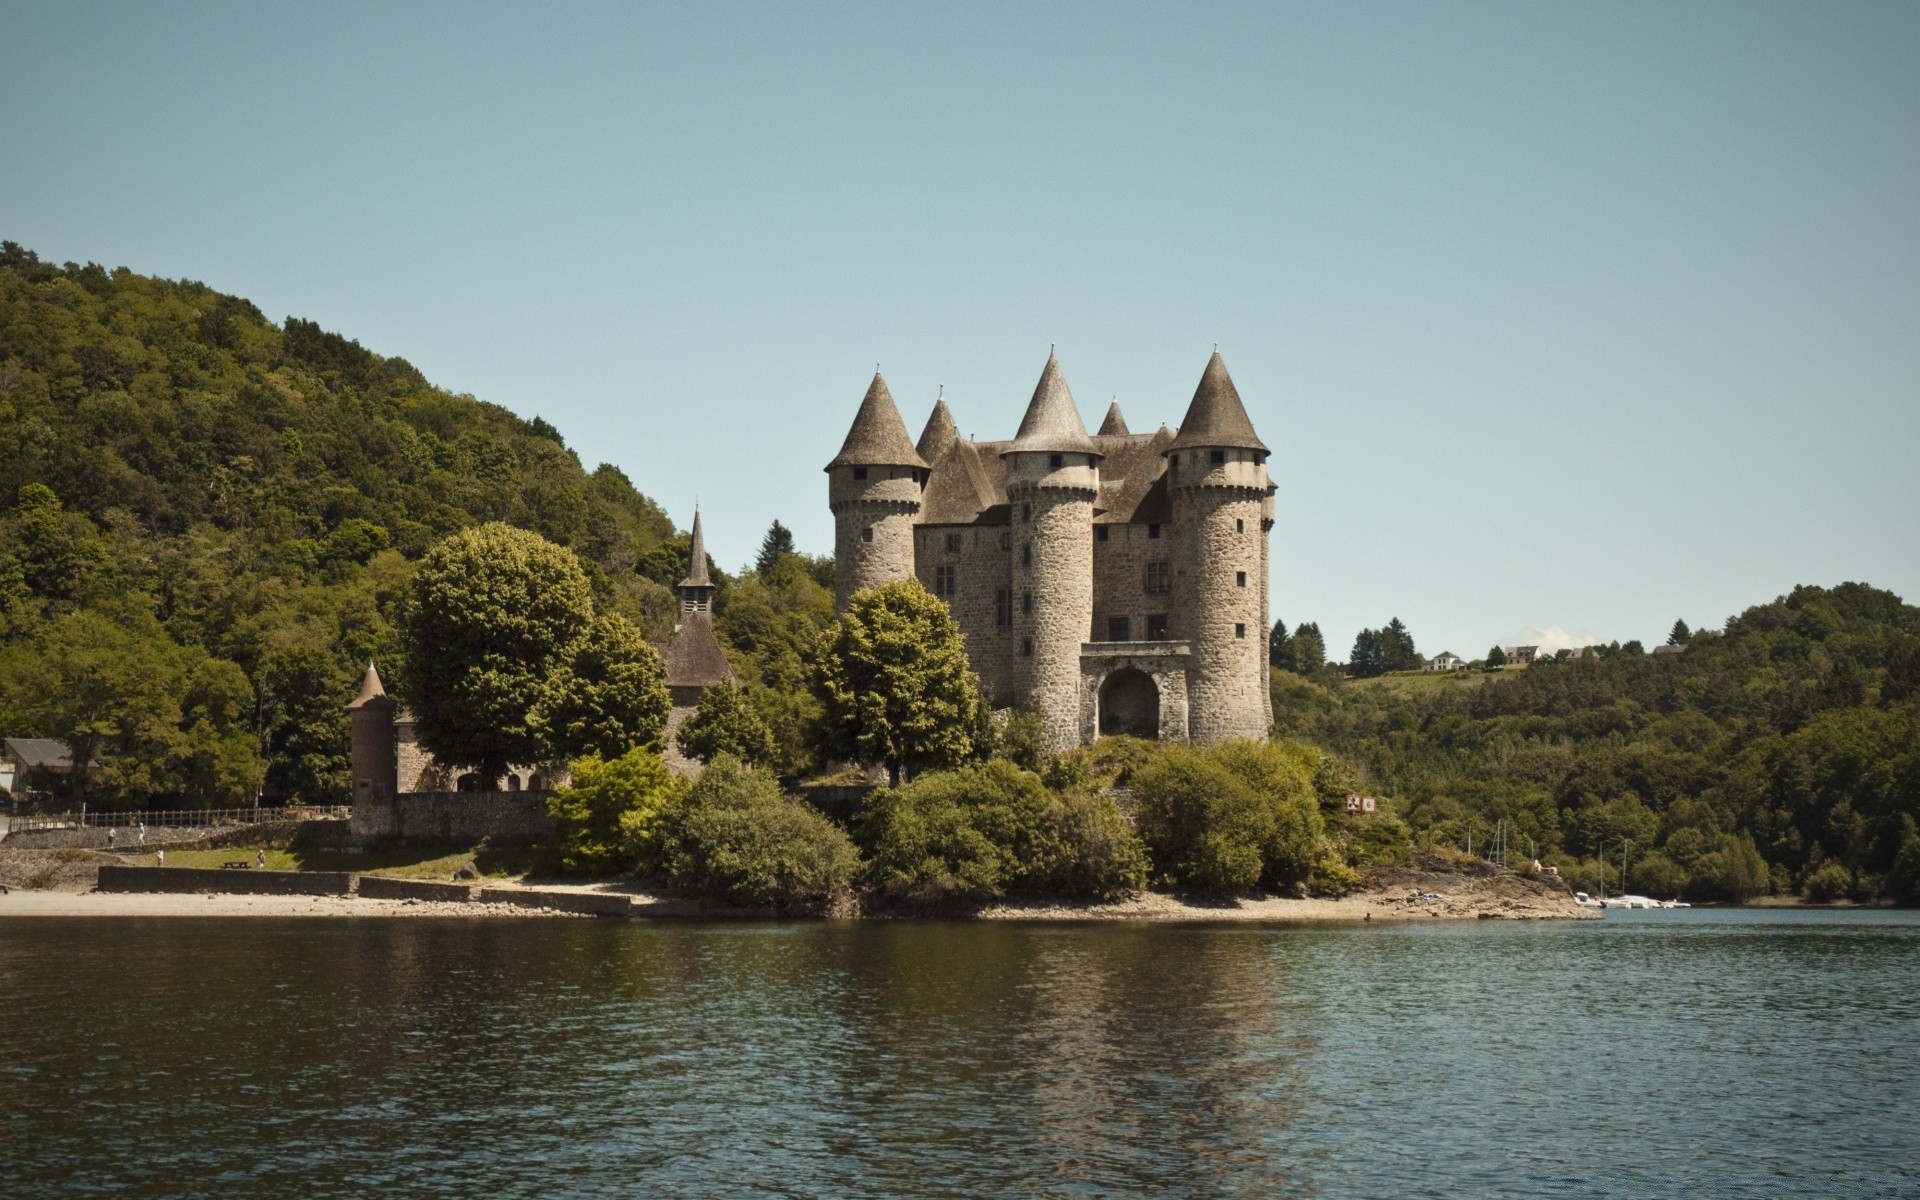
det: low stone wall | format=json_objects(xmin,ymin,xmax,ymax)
[
  {"xmin": 477, "ymin": 887, "xmax": 633, "ymax": 916},
  {"xmin": 96, "ymin": 865, "xmax": 354, "ymax": 896},
  {"xmin": 355, "ymin": 876, "xmax": 476, "ymax": 903},
  {"xmin": 350, "ymin": 791, "xmax": 553, "ymax": 846}
]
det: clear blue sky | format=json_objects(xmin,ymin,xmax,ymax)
[{"xmin": 5, "ymin": 2, "xmax": 1916, "ymax": 659}]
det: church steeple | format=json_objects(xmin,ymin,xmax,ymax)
[{"xmin": 678, "ymin": 509, "xmax": 714, "ymax": 615}]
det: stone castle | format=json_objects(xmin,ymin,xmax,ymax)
[{"xmin": 828, "ymin": 350, "xmax": 1275, "ymax": 752}]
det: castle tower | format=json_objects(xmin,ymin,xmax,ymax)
[
  {"xmin": 827, "ymin": 372, "xmax": 928, "ymax": 611},
  {"xmin": 346, "ymin": 663, "xmax": 398, "ymax": 805},
  {"xmin": 1098, "ymin": 399, "xmax": 1129, "ymax": 436},
  {"xmin": 1166, "ymin": 352, "xmax": 1274, "ymax": 743},
  {"xmin": 1002, "ymin": 352, "xmax": 1100, "ymax": 752},
  {"xmin": 917, "ymin": 392, "xmax": 960, "ymax": 463}
]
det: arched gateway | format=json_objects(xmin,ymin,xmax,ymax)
[{"xmin": 1098, "ymin": 668, "xmax": 1160, "ymax": 738}]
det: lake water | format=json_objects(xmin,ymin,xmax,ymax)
[{"xmin": 2, "ymin": 909, "xmax": 1916, "ymax": 1198}]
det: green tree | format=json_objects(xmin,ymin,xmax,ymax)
[
  {"xmin": 812, "ymin": 580, "xmax": 982, "ymax": 784},
  {"xmin": 1269, "ymin": 619, "xmax": 1291, "ymax": 668},
  {"xmin": 676, "ymin": 679, "xmax": 778, "ymax": 767},
  {"xmin": 1485, "ymin": 644, "xmax": 1508, "ymax": 670},
  {"xmin": 1350, "ymin": 629, "xmax": 1385, "ymax": 678},
  {"xmin": 1210, "ymin": 740, "xmax": 1324, "ymax": 889},
  {"xmin": 1668, "ymin": 619, "xmax": 1692, "ymax": 645},
  {"xmin": 656, "ymin": 755, "xmax": 860, "ymax": 911},
  {"xmin": 1381, "ymin": 617, "xmax": 1419, "ymax": 671},
  {"xmin": 1289, "ymin": 622, "xmax": 1326, "ymax": 674},
  {"xmin": 1132, "ymin": 747, "xmax": 1269, "ymax": 892},
  {"xmin": 755, "ymin": 520, "xmax": 797, "ymax": 577},
  {"xmin": 533, "ymin": 613, "xmax": 671, "ymax": 761},
  {"xmin": 543, "ymin": 746, "xmax": 688, "ymax": 876}
]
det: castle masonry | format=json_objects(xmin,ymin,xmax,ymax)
[{"xmin": 827, "ymin": 350, "xmax": 1277, "ymax": 753}]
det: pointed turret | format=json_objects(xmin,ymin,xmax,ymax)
[
  {"xmin": 916, "ymin": 393, "xmax": 959, "ymax": 463},
  {"xmin": 1098, "ymin": 399, "xmax": 1129, "ymax": 437},
  {"xmin": 1005, "ymin": 351, "xmax": 1097, "ymax": 458},
  {"xmin": 678, "ymin": 508, "xmax": 711, "ymax": 588},
  {"xmin": 826, "ymin": 372, "xmax": 929, "ymax": 471},
  {"xmin": 347, "ymin": 663, "xmax": 393, "ymax": 711},
  {"xmin": 1168, "ymin": 351, "xmax": 1267, "ymax": 453}
]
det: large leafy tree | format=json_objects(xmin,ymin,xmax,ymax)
[
  {"xmin": 1289, "ymin": 622, "xmax": 1326, "ymax": 674},
  {"xmin": 402, "ymin": 523, "xmax": 667, "ymax": 781},
  {"xmin": 812, "ymin": 580, "xmax": 982, "ymax": 784},
  {"xmin": 676, "ymin": 680, "xmax": 778, "ymax": 768}
]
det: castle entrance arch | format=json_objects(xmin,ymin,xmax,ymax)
[{"xmin": 1099, "ymin": 668, "xmax": 1159, "ymax": 738}]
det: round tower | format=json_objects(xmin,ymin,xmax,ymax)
[
  {"xmin": 346, "ymin": 663, "xmax": 398, "ymax": 805},
  {"xmin": 1167, "ymin": 352, "xmax": 1274, "ymax": 744},
  {"xmin": 1003, "ymin": 352, "xmax": 1099, "ymax": 753},
  {"xmin": 826, "ymin": 371, "xmax": 929, "ymax": 611}
]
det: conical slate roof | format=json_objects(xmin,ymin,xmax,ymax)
[
  {"xmin": 826, "ymin": 372, "xmax": 930, "ymax": 471},
  {"xmin": 1005, "ymin": 352, "xmax": 1097, "ymax": 458},
  {"xmin": 916, "ymin": 394, "xmax": 959, "ymax": 463},
  {"xmin": 1098, "ymin": 399, "xmax": 1130, "ymax": 436},
  {"xmin": 678, "ymin": 509, "xmax": 711, "ymax": 588},
  {"xmin": 663, "ymin": 611, "xmax": 736, "ymax": 690},
  {"xmin": 1168, "ymin": 351, "xmax": 1268, "ymax": 453},
  {"xmin": 347, "ymin": 663, "xmax": 394, "ymax": 711}
]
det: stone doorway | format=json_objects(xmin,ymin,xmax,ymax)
[{"xmin": 1099, "ymin": 668, "xmax": 1160, "ymax": 738}]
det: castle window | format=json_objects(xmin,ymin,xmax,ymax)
[
  {"xmin": 1096, "ymin": 525, "xmax": 1109, "ymax": 542},
  {"xmin": 995, "ymin": 588, "xmax": 1012, "ymax": 627},
  {"xmin": 1147, "ymin": 614, "xmax": 1169, "ymax": 640},
  {"xmin": 1147, "ymin": 523, "xmax": 1160, "ymax": 539},
  {"xmin": 853, "ymin": 467, "xmax": 867, "ymax": 480},
  {"xmin": 1022, "ymin": 503, "xmax": 1031, "ymax": 522},
  {"xmin": 1021, "ymin": 543, "xmax": 1031, "ymax": 566},
  {"xmin": 999, "ymin": 531, "xmax": 1011, "ymax": 550},
  {"xmin": 1144, "ymin": 561, "xmax": 1170, "ymax": 594},
  {"xmin": 1236, "ymin": 623, "xmax": 1247, "ymax": 638},
  {"xmin": 945, "ymin": 533, "xmax": 963, "ymax": 553},
  {"xmin": 1236, "ymin": 518, "xmax": 1244, "ymax": 533},
  {"xmin": 1021, "ymin": 638, "xmax": 1033, "ymax": 658},
  {"xmin": 1021, "ymin": 591, "xmax": 1033, "ymax": 615},
  {"xmin": 861, "ymin": 526, "xmax": 873, "ymax": 543},
  {"xmin": 1107, "ymin": 616, "xmax": 1131, "ymax": 641},
  {"xmin": 1236, "ymin": 571, "xmax": 1247, "ymax": 587},
  {"xmin": 1211, "ymin": 450, "xmax": 1226, "ymax": 465},
  {"xmin": 1049, "ymin": 454, "xmax": 1062, "ymax": 469},
  {"xmin": 934, "ymin": 565, "xmax": 957, "ymax": 596}
]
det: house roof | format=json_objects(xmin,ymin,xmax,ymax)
[
  {"xmin": 826, "ymin": 372, "xmax": 929, "ymax": 471},
  {"xmin": 678, "ymin": 509, "xmax": 711, "ymax": 588},
  {"xmin": 3, "ymin": 738, "xmax": 89, "ymax": 769},
  {"xmin": 662, "ymin": 610, "xmax": 736, "ymax": 690},
  {"xmin": 1167, "ymin": 351, "xmax": 1268, "ymax": 453},
  {"xmin": 1005, "ymin": 353, "xmax": 1098, "ymax": 458},
  {"xmin": 346, "ymin": 663, "xmax": 395, "ymax": 711}
]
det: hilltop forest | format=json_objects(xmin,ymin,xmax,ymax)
[{"xmin": 1, "ymin": 246, "xmax": 1915, "ymax": 902}]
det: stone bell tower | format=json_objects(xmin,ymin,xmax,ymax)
[{"xmin": 827, "ymin": 371, "xmax": 928, "ymax": 611}]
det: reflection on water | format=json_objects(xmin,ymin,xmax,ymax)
[{"xmin": 2, "ymin": 910, "xmax": 1917, "ymax": 1198}]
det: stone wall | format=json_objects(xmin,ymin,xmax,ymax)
[
  {"xmin": 830, "ymin": 465, "xmax": 921, "ymax": 610},
  {"xmin": 914, "ymin": 522, "xmax": 1018, "ymax": 706},
  {"xmin": 349, "ymin": 791, "xmax": 553, "ymax": 846},
  {"xmin": 1171, "ymin": 447, "xmax": 1273, "ymax": 743},
  {"xmin": 96, "ymin": 865, "xmax": 354, "ymax": 896},
  {"xmin": 1091, "ymin": 521, "xmax": 1176, "ymax": 648},
  {"xmin": 356, "ymin": 876, "xmax": 476, "ymax": 902},
  {"xmin": 1009, "ymin": 462, "xmax": 1097, "ymax": 752},
  {"xmin": 1077, "ymin": 643, "xmax": 1192, "ymax": 745}
]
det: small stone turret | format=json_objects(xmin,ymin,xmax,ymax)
[
  {"xmin": 1167, "ymin": 351, "xmax": 1274, "ymax": 742},
  {"xmin": 346, "ymin": 663, "xmax": 398, "ymax": 805},
  {"xmin": 1002, "ymin": 352, "xmax": 1100, "ymax": 752},
  {"xmin": 827, "ymin": 372, "xmax": 928, "ymax": 611}
]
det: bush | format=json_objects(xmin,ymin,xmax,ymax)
[
  {"xmin": 1631, "ymin": 849, "xmax": 1689, "ymax": 899},
  {"xmin": 676, "ymin": 680, "xmax": 778, "ymax": 768},
  {"xmin": 1350, "ymin": 816, "xmax": 1414, "ymax": 869},
  {"xmin": 1306, "ymin": 856, "xmax": 1361, "ymax": 897},
  {"xmin": 1210, "ymin": 740, "xmax": 1324, "ymax": 888},
  {"xmin": 860, "ymin": 760, "xmax": 1147, "ymax": 904},
  {"xmin": 543, "ymin": 747, "xmax": 687, "ymax": 876},
  {"xmin": 1688, "ymin": 834, "xmax": 1771, "ymax": 902},
  {"xmin": 1132, "ymin": 748, "xmax": 1270, "ymax": 893},
  {"xmin": 1803, "ymin": 859, "xmax": 1855, "ymax": 904},
  {"xmin": 656, "ymin": 756, "xmax": 860, "ymax": 911}
]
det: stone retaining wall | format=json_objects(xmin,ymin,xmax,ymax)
[
  {"xmin": 350, "ymin": 791, "xmax": 552, "ymax": 846},
  {"xmin": 96, "ymin": 865, "xmax": 354, "ymax": 896},
  {"xmin": 477, "ymin": 888, "xmax": 633, "ymax": 916},
  {"xmin": 354, "ymin": 876, "xmax": 476, "ymax": 903}
]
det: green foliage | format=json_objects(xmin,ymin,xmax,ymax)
[
  {"xmin": 1209, "ymin": 740, "xmax": 1324, "ymax": 888},
  {"xmin": 1485, "ymin": 644, "xmax": 1507, "ymax": 669},
  {"xmin": 812, "ymin": 580, "xmax": 982, "ymax": 781},
  {"xmin": 534, "ymin": 612, "xmax": 671, "ymax": 761},
  {"xmin": 1351, "ymin": 617, "xmax": 1419, "ymax": 677},
  {"xmin": 754, "ymin": 520, "xmax": 796, "ymax": 577},
  {"xmin": 676, "ymin": 680, "xmax": 778, "ymax": 768},
  {"xmin": 1803, "ymin": 859, "xmax": 1856, "ymax": 903},
  {"xmin": 713, "ymin": 548, "xmax": 836, "ymax": 778},
  {"xmin": 992, "ymin": 703, "xmax": 1045, "ymax": 773},
  {"xmin": 0, "ymin": 246, "xmax": 679, "ymax": 805},
  {"xmin": 656, "ymin": 756, "xmax": 860, "ymax": 911},
  {"xmin": 1669, "ymin": 619, "xmax": 1692, "ymax": 645},
  {"xmin": 859, "ymin": 760, "xmax": 1146, "ymax": 905},
  {"xmin": 542, "ymin": 747, "xmax": 688, "ymax": 877},
  {"xmin": 1133, "ymin": 748, "xmax": 1267, "ymax": 892}
]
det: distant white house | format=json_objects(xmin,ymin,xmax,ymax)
[
  {"xmin": 1428, "ymin": 652, "xmax": 1466, "ymax": 672},
  {"xmin": 1504, "ymin": 645, "xmax": 1540, "ymax": 664},
  {"xmin": 1653, "ymin": 643, "xmax": 1686, "ymax": 655}
]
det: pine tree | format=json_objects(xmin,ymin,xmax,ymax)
[
  {"xmin": 1269, "ymin": 619, "xmax": 1291, "ymax": 668},
  {"xmin": 1291, "ymin": 623, "xmax": 1326, "ymax": 673},
  {"xmin": 755, "ymin": 520, "xmax": 796, "ymax": 577},
  {"xmin": 1668, "ymin": 619, "xmax": 1692, "ymax": 645},
  {"xmin": 1485, "ymin": 645, "xmax": 1507, "ymax": 670}
]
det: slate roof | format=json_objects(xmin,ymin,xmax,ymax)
[
  {"xmin": 826, "ymin": 372, "xmax": 930, "ymax": 471},
  {"xmin": 1098, "ymin": 400, "xmax": 1130, "ymax": 436},
  {"xmin": 1167, "ymin": 351, "xmax": 1268, "ymax": 453},
  {"xmin": 662, "ymin": 611, "xmax": 736, "ymax": 689},
  {"xmin": 2, "ymin": 737, "xmax": 90, "ymax": 769},
  {"xmin": 1092, "ymin": 427, "xmax": 1176, "ymax": 523},
  {"xmin": 916, "ymin": 395, "xmax": 960, "ymax": 464},
  {"xmin": 678, "ymin": 509, "xmax": 712, "ymax": 588},
  {"xmin": 1005, "ymin": 353, "xmax": 1098, "ymax": 458},
  {"xmin": 346, "ymin": 663, "xmax": 394, "ymax": 711}
]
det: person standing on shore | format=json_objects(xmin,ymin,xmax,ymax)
[
  {"xmin": 155, "ymin": 848, "xmax": 164, "ymax": 868},
  {"xmin": 107, "ymin": 827, "xmax": 117, "ymax": 849},
  {"xmin": 138, "ymin": 822, "xmax": 146, "ymax": 845},
  {"xmin": 255, "ymin": 850, "xmax": 266, "ymax": 870}
]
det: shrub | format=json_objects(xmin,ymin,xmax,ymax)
[
  {"xmin": 1306, "ymin": 856, "xmax": 1361, "ymax": 897},
  {"xmin": 1132, "ymin": 747, "xmax": 1270, "ymax": 893},
  {"xmin": 656, "ymin": 756, "xmax": 860, "ymax": 911},
  {"xmin": 1210, "ymin": 740, "xmax": 1324, "ymax": 888},
  {"xmin": 676, "ymin": 680, "xmax": 778, "ymax": 768},
  {"xmin": 860, "ymin": 760, "xmax": 1147, "ymax": 904},
  {"xmin": 1350, "ymin": 816, "xmax": 1414, "ymax": 869},
  {"xmin": 543, "ymin": 747, "xmax": 687, "ymax": 876},
  {"xmin": 1803, "ymin": 859, "xmax": 1855, "ymax": 904},
  {"xmin": 1631, "ymin": 849, "xmax": 1689, "ymax": 899}
]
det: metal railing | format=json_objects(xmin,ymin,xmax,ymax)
[{"xmin": 6, "ymin": 806, "xmax": 351, "ymax": 833}]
